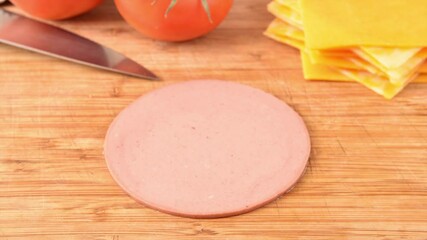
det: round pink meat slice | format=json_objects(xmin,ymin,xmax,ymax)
[{"xmin": 104, "ymin": 80, "xmax": 311, "ymax": 218}]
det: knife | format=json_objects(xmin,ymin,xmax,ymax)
[{"xmin": 0, "ymin": 8, "xmax": 158, "ymax": 80}]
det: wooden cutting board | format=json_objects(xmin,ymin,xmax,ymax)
[{"xmin": 1, "ymin": 0, "xmax": 426, "ymax": 239}]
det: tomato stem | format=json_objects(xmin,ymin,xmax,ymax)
[
  {"xmin": 201, "ymin": 0, "xmax": 213, "ymax": 23},
  {"xmin": 162, "ymin": 0, "xmax": 213, "ymax": 23},
  {"xmin": 164, "ymin": 0, "xmax": 178, "ymax": 17}
]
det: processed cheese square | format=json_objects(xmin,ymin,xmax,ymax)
[
  {"xmin": 359, "ymin": 47, "xmax": 422, "ymax": 69},
  {"xmin": 268, "ymin": 0, "xmax": 427, "ymax": 74},
  {"xmin": 266, "ymin": 0, "xmax": 427, "ymax": 98},
  {"xmin": 309, "ymin": 51, "xmax": 361, "ymax": 70},
  {"xmin": 267, "ymin": 1, "xmax": 303, "ymax": 29},
  {"xmin": 302, "ymin": 51, "xmax": 427, "ymax": 85},
  {"xmin": 354, "ymin": 48, "xmax": 425, "ymax": 83},
  {"xmin": 301, "ymin": 52, "xmax": 352, "ymax": 81},
  {"xmin": 337, "ymin": 69, "xmax": 418, "ymax": 99},
  {"xmin": 301, "ymin": 0, "xmax": 427, "ymax": 49},
  {"xmin": 266, "ymin": 18, "xmax": 304, "ymax": 42},
  {"xmin": 264, "ymin": 30, "xmax": 305, "ymax": 51},
  {"xmin": 275, "ymin": 0, "xmax": 300, "ymax": 13},
  {"xmin": 266, "ymin": 17, "xmax": 427, "ymax": 87}
]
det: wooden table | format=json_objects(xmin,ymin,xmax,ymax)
[{"xmin": 1, "ymin": 0, "xmax": 427, "ymax": 239}]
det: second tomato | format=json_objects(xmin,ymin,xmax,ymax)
[
  {"xmin": 114, "ymin": 0, "xmax": 233, "ymax": 42},
  {"xmin": 10, "ymin": 0, "xmax": 104, "ymax": 20}
]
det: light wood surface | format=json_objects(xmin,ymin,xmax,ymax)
[{"xmin": 1, "ymin": 0, "xmax": 427, "ymax": 239}]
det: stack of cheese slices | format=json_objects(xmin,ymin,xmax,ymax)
[{"xmin": 265, "ymin": 0, "xmax": 427, "ymax": 99}]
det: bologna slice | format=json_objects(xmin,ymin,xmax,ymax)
[{"xmin": 104, "ymin": 80, "xmax": 311, "ymax": 218}]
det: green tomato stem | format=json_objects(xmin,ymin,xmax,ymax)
[
  {"xmin": 164, "ymin": 0, "xmax": 178, "ymax": 17},
  {"xmin": 163, "ymin": 0, "xmax": 213, "ymax": 23},
  {"xmin": 201, "ymin": 0, "xmax": 213, "ymax": 23}
]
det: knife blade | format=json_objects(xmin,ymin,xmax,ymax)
[{"xmin": 0, "ymin": 9, "xmax": 158, "ymax": 80}]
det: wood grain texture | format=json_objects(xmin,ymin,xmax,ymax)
[{"xmin": 1, "ymin": 0, "xmax": 427, "ymax": 239}]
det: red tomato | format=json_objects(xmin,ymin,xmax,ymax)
[
  {"xmin": 114, "ymin": 0, "xmax": 233, "ymax": 42},
  {"xmin": 10, "ymin": 0, "xmax": 104, "ymax": 20}
]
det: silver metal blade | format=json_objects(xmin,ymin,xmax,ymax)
[{"xmin": 0, "ymin": 9, "xmax": 158, "ymax": 80}]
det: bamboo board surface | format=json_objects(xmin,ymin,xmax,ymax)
[{"xmin": 0, "ymin": 0, "xmax": 427, "ymax": 239}]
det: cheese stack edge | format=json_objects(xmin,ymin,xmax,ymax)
[{"xmin": 265, "ymin": 0, "xmax": 427, "ymax": 99}]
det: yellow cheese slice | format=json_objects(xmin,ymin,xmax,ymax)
[
  {"xmin": 312, "ymin": 48, "xmax": 427, "ymax": 74},
  {"xmin": 272, "ymin": 0, "xmax": 427, "ymax": 75},
  {"xmin": 418, "ymin": 63, "xmax": 427, "ymax": 73},
  {"xmin": 337, "ymin": 69, "xmax": 418, "ymax": 99},
  {"xmin": 266, "ymin": 19, "xmax": 371, "ymax": 75},
  {"xmin": 360, "ymin": 47, "xmax": 421, "ymax": 69},
  {"xmin": 307, "ymin": 47, "xmax": 387, "ymax": 78},
  {"xmin": 273, "ymin": 0, "xmax": 427, "ymax": 74},
  {"xmin": 353, "ymin": 48, "xmax": 425, "ymax": 82},
  {"xmin": 336, "ymin": 56, "xmax": 424, "ymax": 99},
  {"xmin": 275, "ymin": 0, "xmax": 300, "ymax": 12},
  {"xmin": 309, "ymin": 52, "xmax": 360, "ymax": 70},
  {"xmin": 266, "ymin": 17, "xmax": 396, "ymax": 78},
  {"xmin": 264, "ymin": 30, "xmax": 305, "ymax": 51},
  {"xmin": 301, "ymin": 52, "xmax": 352, "ymax": 81},
  {"xmin": 265, "ymin": 16, "xmax": 427, "ymax": 83},
  {"xmin": 312, "ymin": 49, "xmax": 355, "ymax": 58},
  {"xmin": 314, "ymin": 49, "xmax": 427, "ymax": 74},
  {"xmin": 416, "ymin": 75, "xmax": 427, "ymax": 83},
  {"xmin": 300, "ymin": 0, "xmax": 427, "ymax": 49},
  {"xmin": 303, "ymin": 51, "xmax": 427, "ymax": 84},
  {"xmin": 267, "ymin": 1, "xmax": 303, "ymax": 30},
  {"xmin": 345, "ymin": 57, "xmax": 386, "ymax": 77},
  {"xmin": 327, "ymin": 54, "xmax": 425, "ymax": 94},
  {"xmin": 267, "ymin": 0, "xmax": 427, "ymax": 98},
  {"xmin": 266, "ymin": 18, "xmax": 304, "ymax": 42},
  {"xmin": 318, "ymin": 51, "xmax": 427, "ymax": 75}
]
